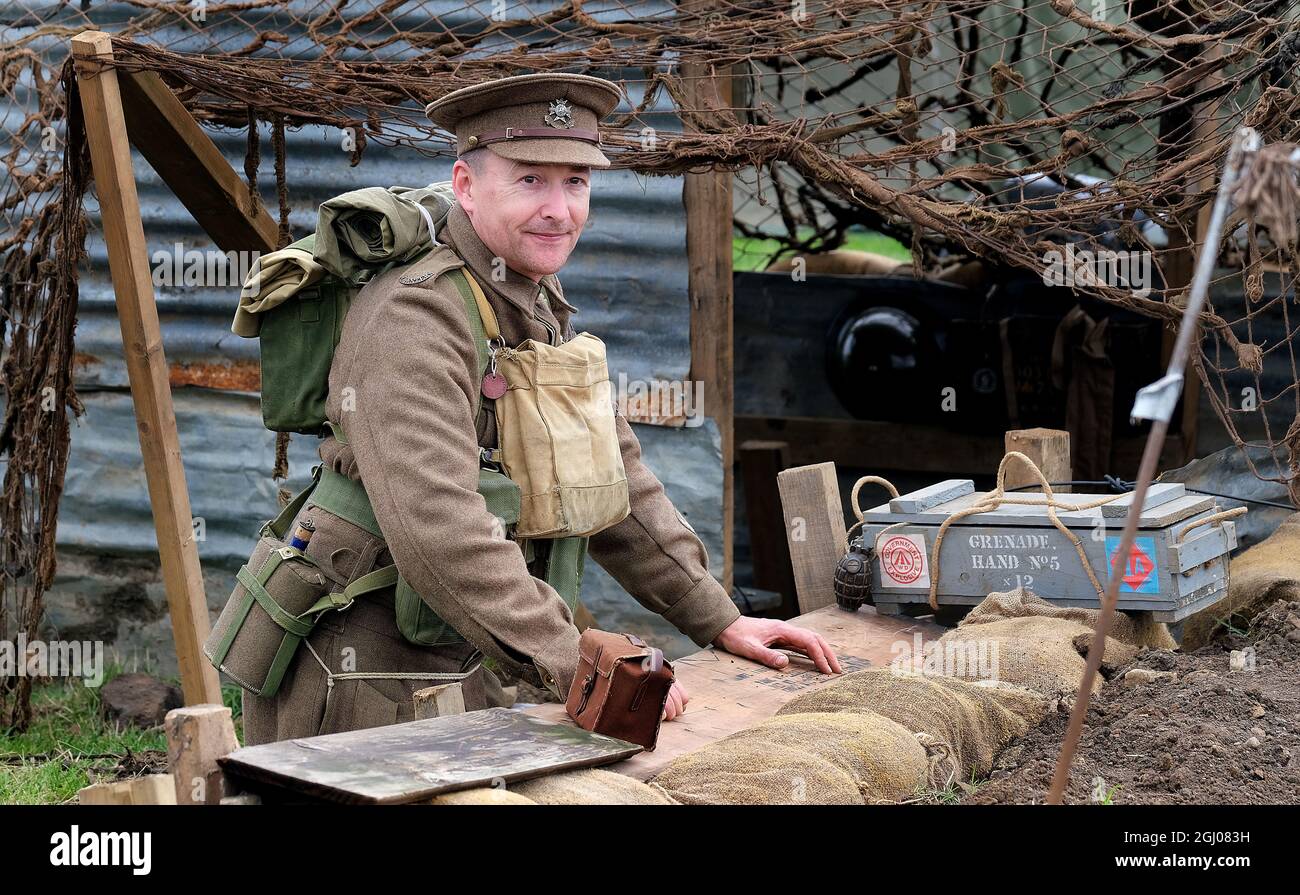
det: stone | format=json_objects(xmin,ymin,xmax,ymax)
[
  {"xmin": 1121, "ymin": 668, "xmax": 1176, "ymax": 687},
  {"xmin": 99, "ymin": 673, "xmax": 183, "ymax": 730}
]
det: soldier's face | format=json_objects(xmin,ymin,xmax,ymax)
[{"xmin": 455, "ymin": 152, "xmax": 590, "ymax": 282}]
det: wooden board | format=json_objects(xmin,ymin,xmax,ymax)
[
  {"xmin": 524, "ymin": 604, "xmax": 944, "ymax": 781},
  {"xmin": 71, "ymin": 31, "xmax": 221, "ymax": 706},
  {"xmin": 1004, "ymin": 428, "xmax": 1071, "ymax": 492},
  {"xmin": 218, "ymin": 708, "xmax": 641, "ymax": 804},
  {"xmin": 862, "ymin": 489, "xmax": 1214, "ymax": 530},
  {"xmin": 777, "ymin": 462, "xmax": 847, "ymax": 613},
  {"xmin": 117, "ymin": 67, "xmax": 279, "ymax": 253}
]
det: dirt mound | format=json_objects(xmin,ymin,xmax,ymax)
[
  {"xmin": 1182, "ymin": 512, "xmax": 1300, "ymax": 651},
  {"xmin": 966, "ymin": 599, "xmax": 1300, "ymax": 804}
]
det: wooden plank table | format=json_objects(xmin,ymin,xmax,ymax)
[{"xmin": 525, "ymin": 604, "xmax": 944, "ymax": 781}]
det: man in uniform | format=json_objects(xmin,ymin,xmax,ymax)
[{"xmin": 242, "ymin": 72, "xmax": 840, "ymax": 747}]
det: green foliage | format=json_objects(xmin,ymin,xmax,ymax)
[
  {"xmin": 733, "ymin": 227, "xmax": 910, "ymax": 272},
  {"xmin": 1, "ymin": 666, "xmax": 244, "ymax": 805}
]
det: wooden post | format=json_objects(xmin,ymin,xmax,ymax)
[
  {"xmin": 1004, "ymin": 428, "xmax": 1072, "ymax": 492},
  {"xmin": 413, "ymin": 683, "xmax": 466, "ymax": 720},
  {"xmin": 776, "ymin": 462, "xmax": 848, "ymax": 614},
  {"xmin": 739, "ymin": 440, "xmax": 798, "ymax": 616},
  {"xmin": 79, "ymin": 775, "xmax": 177, "ymax": 805},
  {"xmin": 165, "ymin": 703, "xmax": 239, "ymax": 805},
  {"xmin": 71, "ymin": 31, "xmax": 222, "ymax": 706},
  {"xmin": 682, "ymin": 30, "xmax": 735, "ymax": 595}
]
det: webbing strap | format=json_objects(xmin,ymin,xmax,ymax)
[
  {"xmin": 235, "ymin": 552, "xmax": 316, "ymax": 638},
  {"xmin": 301, "ymin": 564, "xmax": 399, "ymax": 618},
  {"xmin": 314, "ymin": 466, "xmax": 383, "ymax": 539},
  {"xmin": 458, "ymin": 268, "xmax": 501, "ymax": 341},
  {"xmin": 208, "ymin": 590, "xmax": 256, "ymax": 669},
  {"xmin": 447, "ymin": 267, "xmax": 493, "ymax": 429}
]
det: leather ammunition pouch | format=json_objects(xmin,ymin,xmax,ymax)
[{"xmin": 565, "ymin": 629, "xmax": 675, "ymax": 751}]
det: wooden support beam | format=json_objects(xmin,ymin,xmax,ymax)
[
  {"xmin": 739, "ymin": 440, "xmax": 797, "ymax": 617},
  {"xmin": 1004, "ymin": 428, "xmax": 1072, "ymax": 492},
  {"xmin": 776, "ymin": 462, "xmax": 847, "ymax": 614},
  {"xmin": 117, "ymin": 68, "xmax": 279, "ymax": 253},
  {"xmin": 79, "ymin": 775, "xmax": 177, "ymax": 805},
  {"xmin": 165, "ymin": 703, "xmax": 240, "ymax": 805},
  {"xmin": 72, "ymin": 31, "xmax": 222, "ymax": 707},
  {"xmin": 413, "ymin": 683, "xmax": 466, "ymax": 720},
  {"xmin": 682, "ymin": 32, "xmax": 735, "ymax": 595}
]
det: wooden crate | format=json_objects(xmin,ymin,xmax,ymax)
[{"xmin": 860, "ymin": 480, "xmax": 1234, "ymax": 622}]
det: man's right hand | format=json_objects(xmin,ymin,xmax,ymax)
[{"xmin": 662, "ymin": 680, "xmax": 689, "ymax": 721}]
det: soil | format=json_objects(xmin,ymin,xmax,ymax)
[{"xmin": 967, "ymin": 599, "xmax": 1300, "ymax": 804}]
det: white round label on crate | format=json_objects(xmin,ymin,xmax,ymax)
[{"xmin": 878, "ymin": 533, "xmax": 931, "ymax": 590}]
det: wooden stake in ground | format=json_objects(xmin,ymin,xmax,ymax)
[
  {"xmin": 165, "ymin": 703, "xmax": 240, "ymax": 805},
  {"xmin": 70, "ymin": 31, "xmax": 222, "ymax": 706}
]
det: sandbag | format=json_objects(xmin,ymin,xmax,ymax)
[
  {"xmin": 426, "ymin": 787, "xmax": 536, "ymax": 805},
  {"xmin": 937, "ymin": 588, "xmax": 1170, "ymax": 696},
  {"xmin": 961, "ymin": 588, "xmax": 1176, "ymax": 650},
  {"xmin": 510, "ymin": 768, "xmax": 676, "ymax": 805},
  {"xmin": 775, "ymin": 669, "xmax": 1047, "ymax": 778},
  {"xmin": 654, "ymin": 743, "xmax": 864, "ymax": 805},
  {"xmin": 1182, "ymin": 511, "xmax": 1300, "ymax": 651},
  {"xmin": 651, "ymin": 711, "xmax": 930, "ymax": 805}
]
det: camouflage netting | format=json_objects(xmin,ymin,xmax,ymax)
[{"xmin": 3, "ymin": 0, "xmax": 1300, "ymax": 727}]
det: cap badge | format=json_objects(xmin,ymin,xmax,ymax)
[{"xmin": 545, "ymin": 98, "xmax": 576, "ymax": 129}]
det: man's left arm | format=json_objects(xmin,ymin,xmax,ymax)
[
  {"xmin": 587, "ymin": 409, "xmax": 842, "ymax": 675},
  {"xmin": 587, "ymin": 410, "xmax": 739, "ymax": 647}
]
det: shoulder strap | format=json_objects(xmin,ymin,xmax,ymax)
[{"xmin": 446, "ymin": 267, "xmax": 497, "ymax": 431}]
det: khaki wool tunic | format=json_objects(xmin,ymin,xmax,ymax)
[{"xmin": 241, "ymin": 202, "xmax": 739, "ymax": 745}]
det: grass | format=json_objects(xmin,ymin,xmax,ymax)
[
  {"xmin": 0, "ymin": 667, "xmax": 245, "ymax": 805},
  {"xmin": 913, "ymin": 767, "xmax": 987, "ymax": 805},
  {"xmin": 733, "ymin": 227, "xmax": 911, "ymax": 272}
]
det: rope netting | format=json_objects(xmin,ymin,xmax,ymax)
[{"xmin": 2, "ymin": 0, "xmax": 1298, "ymax": 727}]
